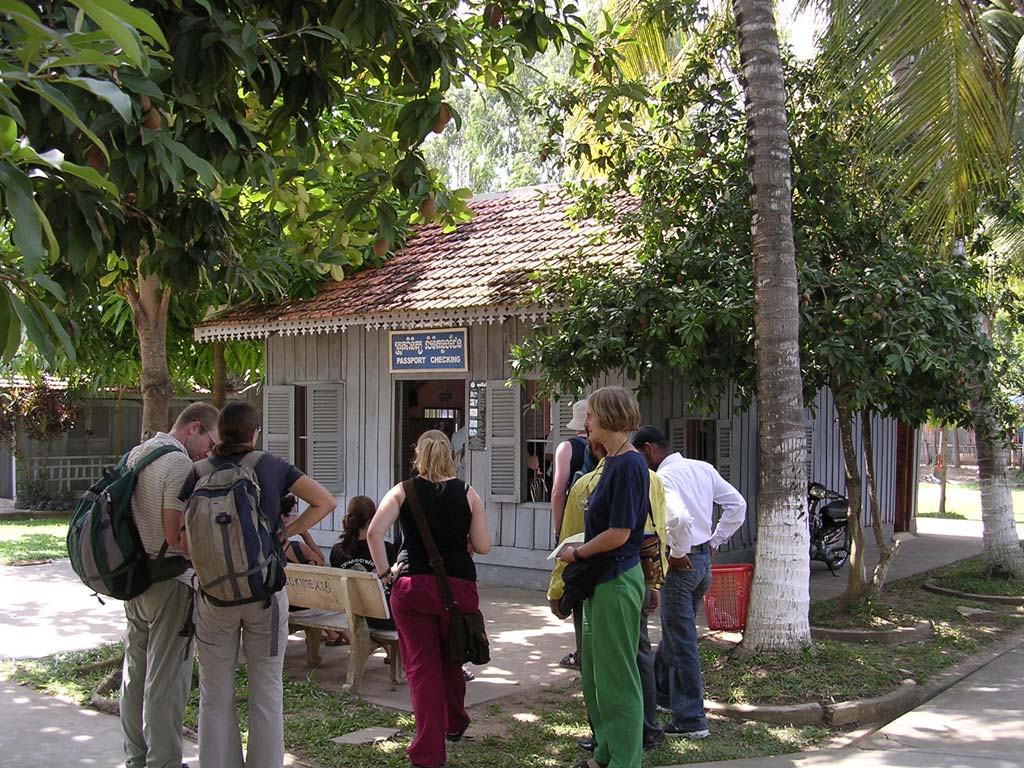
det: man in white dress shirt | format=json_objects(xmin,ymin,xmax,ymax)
[{"xmin": 632, "ymin": 425, "xmax": 746, "ymax": 740}]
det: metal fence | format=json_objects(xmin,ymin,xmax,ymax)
[{"xmin": 21, "ymin": 454, "xmax": 121, "ymax": 495}]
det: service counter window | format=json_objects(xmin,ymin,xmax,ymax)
[{"xmin": 486, "ymin": 380, "xmax": 578, "ymax": 504}]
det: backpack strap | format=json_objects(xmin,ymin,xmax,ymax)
[
  {"xmin": 240, "ymin": 450, "xmax": 265, "ymax": 470},
  {"xmin": 194, "ymin": 457, "xmax": 217, "ymax": 478},
  {"xmin": 132, "ymin": 444, "xmax": 184, "ymax": 473}
]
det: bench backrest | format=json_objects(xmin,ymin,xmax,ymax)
[{"xmin": 285, "ymin": 563, "xmax": 389, "ymax": 620}]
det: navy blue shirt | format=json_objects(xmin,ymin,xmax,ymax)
[
  {"xmin": 178, "ymin": 451, "xmax": 303, "ymax": 531},
  {"xmin": 585, "ymin": 450, "xmax": 650, "ymax": 583}
]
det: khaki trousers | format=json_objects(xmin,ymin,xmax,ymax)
[
  {"xmin": 196, "ymin": 590, "xmax": 289, "ymax": 768},
  {"xmin": 121, "ymin": 578, "xmax": 195, "ymax": 768}
]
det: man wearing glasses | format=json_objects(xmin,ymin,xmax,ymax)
[{"xmin": 121, "ymin": 402, "xmax": 219, "ymax": 768}]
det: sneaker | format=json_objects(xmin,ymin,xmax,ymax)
[
  {"xmin": 577, "ymin": 735, "xmax": 597, "ymax": 752},
  {"xmin": 560, "ymin": 651, "xmax": 581, "ymax": 670},
  {"xmin": 643, "ymin": 731, "xmax": 666, "ymax": 750},
  {"xmin": 664, "ymin": 724, "xmax": 710, "ymax": 739}
]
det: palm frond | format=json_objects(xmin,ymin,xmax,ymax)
[{"xmin": 826, "ymin": 0, "xmax": 1011, "ymax": 242}]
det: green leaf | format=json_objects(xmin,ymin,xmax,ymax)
[
  {"xmin": 62, "ymin": 76, "xmax": 131, "ymax": 120},
  {"xmin": 31, "ymin": 80, "xmax": 108, "ymax": 160},
  {"xmin": 76, "ymin": 0, "xmax": 168, "ymax": 48},
  {"xmin": 0, "ymin": 116, "xmax": 16, "ymax": 151},
  {"xmin": 0, "ymin": 161, "xmax": 44, "ymax": 272},
  {"xmin": 9, "ymin": 289, "xmax": 51, "ymax": 359},
  {"xmin": 60, "ymin": 159, "xmax": 118, "ymax": 196},
  {"xmin": 0, "ymin": 1, "xmax": 66, "ymax": 48},
  {"xmin": 28, "ymin": 293, "xmax": 75, "ymax": 363},
  {"xmin": 156, "ymin": 134, "xmax": 218, "ymax": 187},
  {"xmin": 0, "ymin": 290, "xmax": 16, "ymax": 361},
  {"xmin": 72, "ymin": 0, "xmax": 146, "ymax": 70},
  {"xmin": 32, "ymin": 273, "xmax": 65, "ymax": 302}
]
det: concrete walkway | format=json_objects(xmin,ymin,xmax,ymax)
[
  {"xmin": 666, "ymin": 642, "xmax": 1024, "ymax": 768},
  {"xmin": 0, "ymin": 520, "xmax": 1017, "ymax": 767}
]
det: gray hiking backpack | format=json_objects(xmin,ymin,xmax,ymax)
[{"xmin": 184, "ymin": 452, "xmax": 287, "ymax": 606}]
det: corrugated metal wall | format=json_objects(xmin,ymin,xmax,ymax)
[
  {"xmin": 265, "ymin": 321, "xmax": 903, "ymax": 583},
  {"xmin": 0, "ymin": 441, "xmax": 13, "ymax": 499}
]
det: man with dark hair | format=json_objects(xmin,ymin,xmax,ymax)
[
  {"xmin": 121, "ymin": 402, "xmax": 219, "ymax": 768},
  {"xmin": 632, "ymin": 424, "xmax": 746, "ymax": 740}
]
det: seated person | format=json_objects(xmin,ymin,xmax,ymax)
[
  {"xmin": 282, "ymin": 495, "xmax": 346, "ymax": 645},
  {"xmin": 331, "ymin": 495, "xmax": 397, "ymax": 631}
]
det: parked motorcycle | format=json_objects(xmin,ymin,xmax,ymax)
[{"xmin": 808, "ymin": 482, "xmax": 850, "ymax": 575}]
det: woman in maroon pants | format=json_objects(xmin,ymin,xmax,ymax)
[{"xmin": 367, "ymin": 430, "xmax": 491, "ymax": 768}]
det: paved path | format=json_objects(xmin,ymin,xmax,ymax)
[
  {"xmin": 662, "ymin": 642, "xmax": 1024, "ymax": 768},
  {"xmin": 0, "ymin": 518, "xmax": 1016, "ymax": 767}
]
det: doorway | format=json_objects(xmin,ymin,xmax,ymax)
[
  {"xmin": 394, "ymin": 379, "xmax": 466, "ymax": 483},
  {"xmin": 894, "ymin": 421, "xmax": 916, "ymax": 532}
]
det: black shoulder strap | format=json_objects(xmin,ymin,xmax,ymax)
[{"xmin": 403, "ymin": 479, "xmax": 456, "ymax": 611}]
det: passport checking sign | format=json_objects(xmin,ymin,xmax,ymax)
[{"xmin": 389, "ymin": 329, "xmax": 468, "ymax": 373}]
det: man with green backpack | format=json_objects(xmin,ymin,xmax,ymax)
[{"xmin": 119, "ymin": 403, "xmax": 219, "ymax": 768}]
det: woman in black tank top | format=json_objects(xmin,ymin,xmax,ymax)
[{"xmin": 367, "ymin": 430, "xmax": 491, "ymax": 768}]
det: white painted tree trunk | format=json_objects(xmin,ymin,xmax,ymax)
[
  {"xmin": 733, "ymin": 0, "xmax": 811, "ymax": 651},
  {"xmin": 973, "ymin": 312, "xmax": 1024, "ymax": 578},
  {"xmin": 977, "ymin": 421, "xmax": 1024, "ymax": 577}
]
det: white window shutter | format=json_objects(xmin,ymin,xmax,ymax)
[
  {"xmin": 487, "ymin": 381, "xmax": 521, "ymax": 502},
  {"xmin": 307, "ymin": 384, "xmax": 344, "ymax": 494},
  {"xmin": 264, "ymin": 386, "xmax": 295, "ymax": 464},
  {"xmin": 667, "ymin": 417, "xmax": 686, "ymax": 454},
  {"xmin": 551, "ymin": 397, "xmax": 578, "ymax": 445},
  {"xmin": 715, "ymin": 419, "xmax": 733, "ymax": 483}
]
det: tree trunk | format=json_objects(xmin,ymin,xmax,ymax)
[
  {"xmin": 972, "ymin": 312, "xmax": 1024, "ymax": 577},
  {"xmin": 212, "ymin": 341, "xmax": 227, "ymax": 409},
  {"xmin": 834, "ymin": 388, "xmax": 868, "ymax": 606},
  {"xmin": 733, "ymin": 0, "xmax": 810, "ymax": 651},
  {"xmin": 864, "ymin": 411, "xmax": 899, "ymax": 592},
  {"xmin": 938, "ymin": 427, "xmax": 948, "ymax": 517},
  {"xmin": 977, "ymin": 427, "xmax": 1023, "ymax": 576},
  {"xmin": 122, "ymin": 257, "xmax": 173, "ymax": 441}
]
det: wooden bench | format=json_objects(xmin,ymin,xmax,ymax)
[{"xmin": 284, "ymin": 563, "xmax": 403, "ymax": 692}]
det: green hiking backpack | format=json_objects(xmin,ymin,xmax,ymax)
[{"xmin": 67, "ymin": 445, "xmax": 188, "ymax": 601}]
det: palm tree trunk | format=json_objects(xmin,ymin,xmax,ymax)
[
  {"xmin": 973, "ymin": 312, "xmax": 1024, "ymax": 577},
  {"xmin": 733, "ymin": 0, "xmax": 810, "ymax": 651}
]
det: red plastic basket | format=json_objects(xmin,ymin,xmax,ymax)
[{"xmin": 703, "ymin": 564, "xmax": 753, "ymax": 631}]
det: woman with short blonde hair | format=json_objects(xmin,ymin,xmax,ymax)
[
  {"xmin": 368, "ymin": 430, "xmax": 491, "ymax": 768},
  {"xmin": 558, "ymin": 385, "xmax": 649, "ymax": 768}
]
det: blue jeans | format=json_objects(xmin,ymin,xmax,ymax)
[
  {"xmin": 638, "ymin": 586, "xmax": 662, "ymax": 741},
  {"xmin": 658, "ymin": 551, "xmax": 712, "ymax": 731}
]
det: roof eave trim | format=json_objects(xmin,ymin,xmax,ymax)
[{"xmin": 193, "ymin": 304, "xmax": 553, "ymax": 343}]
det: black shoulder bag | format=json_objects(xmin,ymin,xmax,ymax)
[{"xmin": 403, "ymin": 479, "xmax": 490, "ymax": 666}]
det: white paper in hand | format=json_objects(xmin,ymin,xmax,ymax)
[{"xmin": 548, "ymin": 532, "xmax": 585, "ymax": 560}]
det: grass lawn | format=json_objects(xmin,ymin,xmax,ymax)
[
  {"xmin": 4, "ymin": 556, "xmax": 1023, "ymax": 766},
  {"xmin": 916, "ymin": 482, "xmax": 1024, "ymax": 521},
  {"xmin": 0, "ymin": 517, "xmax": 70, "ymax": 564},
  {"xmin": 0, "ymin": 644, "xmax": 828, "ymax": 767}
]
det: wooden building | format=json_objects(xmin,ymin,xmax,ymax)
[{"xmin": 196, "ymin": 187, "xmax": 918, "ymax": 588}]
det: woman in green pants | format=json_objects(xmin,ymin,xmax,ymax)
[{"xmin": 558, "ymin": 386, "xmax": 649, "ymax": 768}]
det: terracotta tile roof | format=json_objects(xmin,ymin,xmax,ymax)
[{"xmin": 196, "ymin": 186, "xmax": 636, "ymax": 340}]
